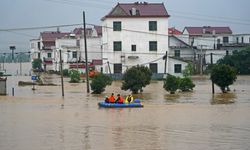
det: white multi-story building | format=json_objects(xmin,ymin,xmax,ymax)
[
  {"xmin": 101, "ymin": 2, "xmax": 170, "ymax": 74},
  {"xmin": 30, "ymin": 26, "xmax": 103, "ymax": 72}
]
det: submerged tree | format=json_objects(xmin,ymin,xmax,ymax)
[
  {"xmin": 121, "ymin": 65, "xmax": 152, "ymax": 94},
  {"xmin": 210, "ymin": 64, "xmax": 237, "ymax": 93},
  {"xmin": 69, "ymin": 70, "xmax": 81, "ymax": 83},
  {"xmin": 90, "ymin": 73, "xmax": 112, "ymax": 94},
  {"xmin": 163, "ymin": 74, "xmax": 180, "ymax": 94},
  {"xmin": 178, "ymin": 77, "xmax": 195, "ymax": 92},
  {"xmin": 32, "ymin": 58, "xmax": 42, "ymax": 70}
]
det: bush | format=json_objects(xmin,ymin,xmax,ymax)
[
  {"xmin": 90, "ymin": 73, "xmax": 112, "ymax": 94},
  {"xmin": 69, "ymin": 70, "xmax": 81, "ymax": 83},
  {"xmin": 121, "ymin": 65, "xmax": 152, "ymax": 94},
  {"xmin": 179, "ymin": 77, "xmax": 195, "ymax": 92},
  {"xmin": 163, "ymin": 74, "xmax": 180, "ymax": 94}
]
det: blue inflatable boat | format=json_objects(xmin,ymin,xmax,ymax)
[{"xmin": 98, "ymin": 99, "xmax": 143, "ymax": 108}]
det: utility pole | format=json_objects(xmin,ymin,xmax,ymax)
[
  {"xmin": 107, "ymin": 61, "xmax": 111, "ymax": 75},
  {"xmin": 211, "ymin": 53, "xmax": 214, "ymax": 94},
  {"xmin": 83, "ymin": 11, "xmax": 90, "ymax": 93},
  {"xmin": 164, "ymin": 51, "xmax": 168, "ymax": 74},
  {"xmin": 59, "ymin": 50, "xmax": 64, "ymax": 97},
  {"xmin": 9, "ymin": 46, "xmax": 16, "ymax": 63}
]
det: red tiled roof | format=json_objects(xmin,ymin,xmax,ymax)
[
  {"xmin": 168, "ymin": 27, "xmax": 182, "ymax": 35},
  {"xmin": 184, "ymin": 26, "xmax": 232, "ymax": 35},
  {"xmin": 102, "ymin": 2, "xmax": 170, "ymax": 20},
  {"xmin": 41, "ymin": 31, "xmax": 70, "ymax": 42}
]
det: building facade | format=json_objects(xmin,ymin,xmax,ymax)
[{"xmin": 101, "ymin": 2, "xmax": 170, "ymax": 74}]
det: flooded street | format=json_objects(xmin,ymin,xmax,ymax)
[{"xmin": 0, "ymin": 75, "xmax": 250, "ymax": 150}]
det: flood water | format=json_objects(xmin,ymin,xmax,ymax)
[{"xmin": 0, "ymin": 75, "xmax": 250, "ymax": 150}]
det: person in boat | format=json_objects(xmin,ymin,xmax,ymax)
[
  {"xmin": 105, "ymin": 96, "xmax": 109, "ymax": 103},
  {"xmin": 125, "ymin": 94, "xmax": 134, "ymax": 103},
  {"xmin": 108, "ymin": 93, "xmax": 115, "ymax": 103},
  {"xmin": 115, "ymin": 94, "xmax": 124, "ymax": 104}
]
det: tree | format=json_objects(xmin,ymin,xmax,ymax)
[
  {"xmin": 182, "ymin": 62, "xmax": 193, "ymax": 77},
  {"xmin": 217, "ymin": 47, "xmax": 250, "ymax": 74},
  {"xmin": 69, "ymin": 70, "xmax": 81, "ymax": 83},
  {"xmin": 163, "ymin": 74, "xmax": 179, "ymax": 94},
  {"xmin": 121, "ymin": 65, "xmax": 152, "ymax": 94},
  {"xmin": 178, "ymin": 77, "xmax": 195, "ymax": 92},
  {"xmin": 90, "ymin": 73, "xmax": 112, "ymax": 94},
  {"xmin": 210, "ymin": 64, "xmax": 237, "ymax": 93},
  {"xmin": 32, "ymin": 58, "xmax": 42, "ymax": 70}
]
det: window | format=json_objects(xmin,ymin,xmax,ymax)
[
  {"xmin": 113, "ymin": 21, "xmax": 121, "ymax": 31},
  {"xmin": 37, "ymin": 42, "xmax": 40, "ymax": 49},
  {"xmin": 149, "ymin": 21, "xmax": 157, "ymax": 31},
  {"xmin": 149, "ymin": 63, "xmax": 158, "ymax": 73},
  {"xmin": 174, "ymin": 64, "xmax": 182, "ymax": 73},
  {"xmin": 149, "ymin": 41, "xmax": 157, "ymax": 51},
  {"xmin": 223, "ymin": 37, "xmax": 229, "ymax": 43},
  {"xmin": 76, "ymin": 40, "xmax": 80, "ymax": 47},
  {"xmin": 113, "ymin": 41, "xmax": 122, "ymax": 51},
  {"xmin": 47, "ymin": 53, "xmax": 52, "ymax": 58},
  {"xmin": 38, "ymin": 53, "xmax": 41, "ymax": 59},
  {"xmin": 72, "ymin": 51, "xmax": 77, "ymax": 58},
  {"xmin": 174, "ymin": 50, "xmax": 180, "ymax": 57},
  {"xmin": 242, "ymin": 37, "xmax": 244, "ymax": 43},
  {"xmin": 114, "ymin": 63, "xmax": 122, "ymax": 73},
  {"xmin": 131, "ymin": 45, "xmax": 136, "ymax": 51},
  {"xmin": 236, "ymin": 37, "xmax": 239, "ymax": 44}
]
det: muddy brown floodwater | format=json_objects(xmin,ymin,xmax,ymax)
[{"xmin": 0, "ymin": 75, "xmax": 250, "ymax": 150}]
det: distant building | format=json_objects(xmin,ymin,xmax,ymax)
[
  {"xmin": 101, "ymin": 2, "xmax": 170, "ymax": 75},
  {"xmin": 183, "ymin": 26, "xmax": 233, "ymax": 50},
  {"xmin": 30, "ymin": 26, "xmax": 102, "ymax": 72}
]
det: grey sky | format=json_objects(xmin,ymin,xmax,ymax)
[{"xmin": 1, "ymin": 0, "xmax": 250, "ymax": 51}]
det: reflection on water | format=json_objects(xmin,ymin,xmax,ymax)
[
  {"xmin": 0, "ymin": 75, "xmax": 250, "ymax": 150},
  {"xmin": 211, "ymin": 93, "xmax": 237, "ymax": 105}
]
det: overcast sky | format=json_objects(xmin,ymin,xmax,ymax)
[{"xmin": 1, "ymin": 0, "xmax": 250, "ymax": 51}]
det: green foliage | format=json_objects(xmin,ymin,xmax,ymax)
[
  {"xmin": 63, "ymin": 69, "xmax": 70, "ymax": 77},
  {"xmin": 90, "ymin": 73, "xmax": 112, "ymax": 94},
  {"xmin": 182, "ymin": 63, "xmax": 193, "ymax": 77},
  {"xmin": 32, "ymin": 59, "xmax": 42, "ymax": 70},
  {"xmin": 179, "ymin": 77, "xmax": 195, "ymax": 92},
  {"xmin": 217, "ymin": 47, "xmax": 250, "ymax": 74},
  {"xmin": 163, "ymin": 74, "xmax": 180, "ymax": 94},
  {"xmin": 210, "ymin": 64, "xmax": 237, "ymax": 93},
  {"xmin": 69, "ymin": 70, "xmax": 81, "ymax": 83},
  {"xmin": 121, "ymin": 65, "xmax": 152, "ymax": 94}
]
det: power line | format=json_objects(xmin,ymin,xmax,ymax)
[{"xmin": 0, "ymin": 23, "xmax": 82, "ymax": 31}]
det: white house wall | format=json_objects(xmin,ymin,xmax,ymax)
[
  {"xmin": 102, "ymin": 18, "xmax": 168, "ymax": 74},
  {"xmin": 168, "ymin": 57, "xmax": 188, "ymax": 77},
  {"xmin": 80, "ymin": 37, "xmax": 102, "ymax": 63}
]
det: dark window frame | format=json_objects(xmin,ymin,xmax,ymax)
[
  {"xmin": 131, "ymin": 45, "xmax": 136, "ymax": 51},
  {"xmin": 72, "ymin": 51, "xmax": 77, "ymax": 58},
  {"xmin": 114, "ymin": 63, "xmax": 122, "ymax": 73},
  {"xmin": 174, "ymin": 64, "xmax": 182, "ymax": 73},
  {"xmin": 149, "ymin": 63, "xmax": 158, "ymax": 73},
  {"xmin": 47, "ymin": 53, "xmax": 52, "ymax": 58},
  {"xmin": 149, "ymin": 41, "xmax": 157, "ymax": 51},
  {"xmin": 149, "ymin": 21, "xmax": 157, "ymax": 31},
  {"xmin": 174, "ymin": 50, "xmax": 180, "ymax": 57},
  {"xmin": 113, "ymin": 41, "xmax": 122, "ymax": 51},
  {"xmin": 113, "ymin": 21, "xmax": 121, "ymax": 31}
]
